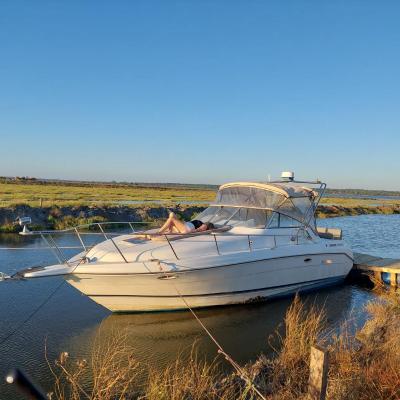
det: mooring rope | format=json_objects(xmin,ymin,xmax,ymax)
[
  {"xmin": 0, "ymin": 259, "xmax": 83, "ymax": 348},
  {"xmin": 0, "ymin": 280, "xmax": 66, "ymax": 348},
  {"xmin": 0, "ymin": 240, "xmax": 266, "ymax": 398},
  {"xmin": 157, "ymin": 261, "xmax": 267, "ymax": 400}
]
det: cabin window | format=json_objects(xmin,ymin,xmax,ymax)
[
  {"xmin": 245, "ymin": 209, "xmax": 269, "ymax": 228},
  {"xmin": 205, "ymin": 207, "xmax": 238, "ymax": 225},
  {"xmin": 266, "ymin": 212, "xmax": 279, "ymax": 228},
  {"xmin": 196, "ymin": 206, "xmax": 272, "ymax": 228},
  {"xmin": 195, "ymin": 206, "xmax": 304, "ymax": 229},
  {"xmin": 278, "ymin": 214, "xmax": 301, "ymax": 228},
  {"xmin": 194, "ymin": 206, "xmax": 221, "ymax": 223}
]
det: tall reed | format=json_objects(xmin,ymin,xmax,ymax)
[{"xmin": 47, "ymin": 287, "xmax": 400, "ymax": 400}]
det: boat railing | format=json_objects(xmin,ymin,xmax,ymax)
[
  {"xmin": 211, "ymin": 227, "xmax": 313, "ymax": 256},
  {"xmin": 21, "ymin": 221, "xmax": 152, "ymax": 265},
  {"xmin": 20, "ymin": 222, "xmax": 313, "ymax": 264}
]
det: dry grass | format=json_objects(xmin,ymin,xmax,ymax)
[
  {"xmin": 47, "ymin": 289, "xmax": 400, "ymax": 400},
  {"xmin": 320, "ymin": 197, "xmax": 400, "ymax": 207},
  {"xmin": 326, "ymin": 282, "xmax": 400, "ymax": 400},
  {"xmin": 244, "ymin": 289, "xmax": 400, "ymax": 400},
  {"xmin": 47, "ymin": 329, "xmax": 141, "ymax": 400},
  {"xmin": 142, "ymin": 348, "xmax": 239, "ymax": 400},
  {"xmin": 244, "ymin": 295, "xmax": 328, "ymax": 400},
  {"xmin": 0, "ymin": 182, "xmax": 215, "ymax": 207},
  {"xmin": 2, "ymin": 181, "xmax": 400, "ymax": 209},
  {"xmin": 48, "ymin": 338, "xmax": 246, "ymax": 400}
]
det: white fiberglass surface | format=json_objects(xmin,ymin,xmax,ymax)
[{"xmin": 83, "ymin": 228, "xmax": 316, "ymax": 264}]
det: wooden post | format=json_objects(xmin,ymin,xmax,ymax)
[
  {"xmin": 390, "ymin": 272, "xmax": 397, "ymax": 287},
  {"xmin": 373, "ymin": 271, "xmax": 381, "ymax": 283},
  {"xmin": 308, "ymin": 345, "xmax": 329, "ymax": 400},
  {"xmin": 39, "ymin": 198, "xmax": 43, "ymax": 207}
]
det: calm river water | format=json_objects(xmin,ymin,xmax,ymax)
[{"xmin": 1, "ymin": 214, "xmax": 400, "ymax": 398}]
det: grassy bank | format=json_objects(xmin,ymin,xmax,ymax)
[
  {"xmin": 47, "ymin": 285, "xmax": 400, "ymax": 399},
  {"xmin": 2, "ymin": 181, "xmax": 400, "ymax": 208},
  {"xmin": 1, "ymin": 181, "xmax": 400, "ymax": 232},
  {"xmin": 1, "ymin": 203, "xmax": 400, "ymax": 233},
  {"xmin": 0, "ymin": 182, "xmax": 214, "ymax": 207}
]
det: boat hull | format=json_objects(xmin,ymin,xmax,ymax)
[{"xmin": 66, "ymin": 251, "xmax": 353, "ymax": 312}]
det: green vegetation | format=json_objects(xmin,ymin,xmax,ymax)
[
  {"xmin": 48, "ymin": 286, "xmax": 400, "ymax": 399},
  {"xmin": 49, "ymin": 215, "xmax": 109, "ymax": 230},
  {"xmin": 2, "ymin": 181, "xmax": 400, "ymax": 209},
  {"xmin": 0, "ymin": 182, "xmax": 214, "ymax": 207},
  {"xmin": 326, "ymin": 188, "xmax": 400, "ymax": 196},
  {"xmin": 0, "ymin": 222, "xmax": 20, "ymax": 233},
  {"xmin": 1, "ymin": 182, "xmax": 400, "ymax": 233},
  {"xmin": 321, "ymin": 196, "xmax": 400, "ymax": 207}
]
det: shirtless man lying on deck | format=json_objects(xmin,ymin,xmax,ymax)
[{"xmin": 158, "ymin": 212, "xmax": 215, "ymax": 234}]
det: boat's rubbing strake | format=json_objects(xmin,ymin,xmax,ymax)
[{"xmin": 86, "ymin": 275, "xmax": 346, "ymax": 299}]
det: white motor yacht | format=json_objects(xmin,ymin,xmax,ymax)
[{"xmin": 9, "ymin": 172, "xmax": 353, "ymax": 312}]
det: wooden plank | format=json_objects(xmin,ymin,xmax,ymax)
[
  {"xmin": 353, "ymin": 252, "xmax": 400, "ymax": 274},
  {"xmin": 308, "ymin": 345, "xmax": 329, "ymax": 400},
  {"xmin": 374, "ymin": 271, "xmax": 382, "ymax": 282},
  {"xmin": 354, "ymin": 265, "xmax": 400, "ymax": 273},
  {"xmin": 353, "ymin": 252, "xmax": 383, "ymax": 265}
]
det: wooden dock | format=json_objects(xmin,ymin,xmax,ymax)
[{"xmin": 353, "ymin": 252, "xmax": 400, "ymax": 286}]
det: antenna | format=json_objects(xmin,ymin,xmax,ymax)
[{"xmin": 281, "ymin": 171, "xmax": 294, "ymax": 182}]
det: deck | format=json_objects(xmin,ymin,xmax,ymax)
[{"xmin": 353, "ymin": 252, "xmax": 400, "ymax": 286}]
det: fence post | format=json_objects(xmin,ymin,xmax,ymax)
[
  {"xmin": 390, "ymin": 272, "xmax": 397, "ymax": 287},
  {"xmin": 308, "ymin": 345, "xmax": 329, "ymax": 400},
  {"xmin": 373, "ymin": 271, "xmax": 382, "ymax": 284}
]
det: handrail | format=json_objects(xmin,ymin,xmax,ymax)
[
  {"xmin": 20, "ymin": 221, "xmax": 313, "ymax": 266},
  {"xmin": 97, "ymin": 223, "xmax": 128, "ymax": 263},
  {"xmin": 150, "ymin": 228, "xmax": 313, "ymax": 259},
  {"xmin": 21, "ymin": 221, "xmax": 151, "ymax": 265},
  {"xmin": 23, "ymin": 221, "xmax": 151, "ymax": 236}
]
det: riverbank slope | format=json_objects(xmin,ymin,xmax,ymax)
[{"xmin": 1, "ymin": 203, "xmax": 400, "ymax": 232}]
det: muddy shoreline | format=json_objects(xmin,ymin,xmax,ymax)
[{"xmin": 1, "ymin": 204, "xmax": 400, "ymax": 232}]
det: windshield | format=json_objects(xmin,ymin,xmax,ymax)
[
  {"xmin": 195, "ymin": 206, "xmax": 302, "ymax": 229},
  {"xmin": 209, "ymin": 184, "xmax": 319, "ymax": 228}
]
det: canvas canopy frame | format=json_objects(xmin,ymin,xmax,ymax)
[{"xmin": 206, "ymin": 181, "xmax": 326, "ymax": 232}]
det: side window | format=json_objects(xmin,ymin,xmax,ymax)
[
  {"xmin": 228, "ymin": 208, "xmax": 249, "ymax": 226},
  {"xmin": 211, "ymin": 207, "xmax": 236, "ymax": 225},
  {"xmin": 266, "ymin": 212, "xmax": 279, "ymax": 228},
  {"xmin": 279, "ymin": 214, "xmax": 301, "ymax": 228},
  {"xmin": 245, "ymin": 209, "xmax": 268, "ymax": 228}
]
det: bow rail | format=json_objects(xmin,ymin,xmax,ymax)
[{"xmin": 2, "ymin": 221, "xmax": 315, "ymax": 267}]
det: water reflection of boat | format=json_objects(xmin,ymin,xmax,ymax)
[
  {"xmin": 15, "ymin": 172, "xmax": 353, "ymax": 312},
  {"xmin": 67, "ymin": 285, "xmax": 355, "ymax": 368}
]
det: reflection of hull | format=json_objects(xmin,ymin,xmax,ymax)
[
  {"xmin": 66, "ymin": 251, "xmax": 353, "ymax": 312},
  {"xmin": 66, "ymin": 284, "xmax": 355, "ymax": 369}
]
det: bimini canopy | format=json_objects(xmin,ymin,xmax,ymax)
[{"xmin": 212, "ymin": 182, "xmax": 318, "ymax": 226}]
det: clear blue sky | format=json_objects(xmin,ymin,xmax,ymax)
[{"xmin": 1, "ymin": 1, "xmax": 399, "ymax": 189}]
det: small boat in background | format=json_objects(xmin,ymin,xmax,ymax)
[{"xmin": 6, "ymin": 172, "xmax": 353, "ymax": 312}]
